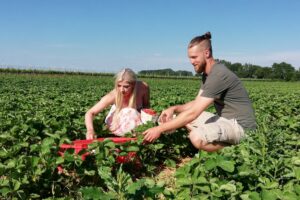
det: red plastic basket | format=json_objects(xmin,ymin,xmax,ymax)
[{"xmin": 58, "ymin": 137, "xmax": 137, "ymax": 163}]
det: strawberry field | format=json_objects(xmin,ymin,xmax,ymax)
[{"xmin": 0, "ymin": 73, "xmax": 299, "ymax": 199}]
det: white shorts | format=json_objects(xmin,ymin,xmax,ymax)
[{"xmin": 187, "ymin": 111, "xmax": 245, "ymax": 145}]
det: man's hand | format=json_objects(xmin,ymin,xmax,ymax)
[
  {"xmin": 143, "ymin": 126, "xmax": 163, "ymax": 142},
  {"xmin": 159, "ymin": 107, "xmax": 175, "ymax": 123}
]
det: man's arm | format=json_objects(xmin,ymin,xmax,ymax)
[
  {"xmin": 143, "ymin": 94, "xmax": 214, "ymax": 142},
  {"xmin": 159, "ymin": 89, "xmax": 203, "ymax": 122}
]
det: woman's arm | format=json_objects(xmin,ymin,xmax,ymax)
[{"xmin": 85, "ymin": 90, "xmax": 115, "ymax": 139}]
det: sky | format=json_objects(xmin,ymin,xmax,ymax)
[{"xmin": 0, "ymin": 0, "xmax": 300, "ymax": 73}]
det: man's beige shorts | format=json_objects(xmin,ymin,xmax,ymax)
[{"xmin": 187, "ymin": 111, "xmax": 245, "ymax": 145}]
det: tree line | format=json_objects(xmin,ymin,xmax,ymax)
[
  {"xmin": 138, "ymin": 68, "xmax": 193, "ymax": 77},
  {"xmin": 138, "ymin": 61, "xmax": 300, "ymax": 81},
  {"xmin": 218, "ymin": 60, "xmax": 300, "ymax": 81},
  {"xmin": 1, "ymin": 60, "xmax": 300, "ymax": 81}
]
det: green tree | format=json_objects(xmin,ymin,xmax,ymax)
[
  {"xmin": 271, "ymin": 62, "xmax": 295, "ymax": 81},
  {"xmin": 254, "ymin": 67, "xmax": 272, "ymax": 79},
  {"xmin": 292, "ymin": 68, "xmax": 300, "ymax": 81},
  {"xmin": 231, "ymin": 63, "xmax": 243, "ymax": 76}
]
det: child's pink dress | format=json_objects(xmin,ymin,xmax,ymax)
[{"xmin": 105, "ymin": 105, "xmax": 142, "ymax": 136}]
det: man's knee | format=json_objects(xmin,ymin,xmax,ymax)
[
  {"xmin": 189, "ymin": 130, "xmax": 224, "ymax": 152},
  {"xmin": 189, "ymin": 130, "xmax": 206, "ymax": 149}
]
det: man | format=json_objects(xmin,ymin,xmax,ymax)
[{"xmin": 143, "ymin": 32, "xmax": 256, "ymax": 152}]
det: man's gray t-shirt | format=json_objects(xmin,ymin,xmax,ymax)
[{"xmin": 200, "ymin": 63, "xmax": 256, "ymax": 130}]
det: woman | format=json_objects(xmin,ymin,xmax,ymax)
[{"xmin": 85, "ymin": 68, "xmax": 150, "ymax": 139}]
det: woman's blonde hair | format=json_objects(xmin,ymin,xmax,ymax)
[{"xmin": 110, "ymin": 68, "xmax": 137, "ymax": 131}]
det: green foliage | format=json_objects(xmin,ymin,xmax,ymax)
[
  {"xmin": 0, "ymin": 74, "xmax": 299, "ymax": 199},
  {"xmin": 272, "ymin": 62, "xmax": 295, "ymax": 81},
  {"xmin": 218, "ymin": 59, "xmax": 300, "ymax": 81},
  {"xmin": 138, "ymin": 68, "xmax": 193, "ymax": 77}
]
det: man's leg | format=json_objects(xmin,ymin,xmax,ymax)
[
  {"xmin": 189, "ymin": 130, "xmax": 224, "ymax": 152},
  {"xmin": 186, "ymin": 112, "xmax": 244, "ymax": 152},
  {"xmin": 186, "ymin": 111, "xmax": 223, "ymax": 152}
]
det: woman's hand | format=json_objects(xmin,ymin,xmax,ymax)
[{"xmin": 86, "ymin": 131, "xmax": 95, "ymax": 140}]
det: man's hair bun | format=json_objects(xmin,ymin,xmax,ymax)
[{"xmin": 203, "ymin": 32, "xmax": 211, "ymax": 39}]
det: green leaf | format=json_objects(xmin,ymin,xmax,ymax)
[
  {"xmin": 6, "ymin": 159, "xmax": 16, "ymax": 168},
  {"xmin": 145, "ymin": 178, "xmax": 155, "ymax": 188},
  {"xmin": 210, "ymin": 190, "xmax": 223, "ymax": 198},
  {"xmin": 21, "ymin": 175, "xmax": 29, "ymax": 185},
  {"xmin": 176, "ymin": 178, "xmax": 191, "ymax": 187},
  {"xmin": 13, "ymin": 179, "xmax": 21, "ymax": 191},
  {"xmin": 41, "ymin": 137, "xmax": 55, "ymax": 154},
  {"xmin": 282, "ymin": 191, "xmax": 299, "ymax": 200},
  {"xmin": 80, "ymin": 187, "xmax": 111, "ymax": 200},
  {"xmin": 219, "ymin": 183, "xmax": 236, "ymax": 192},
  {"xmin": 30, "ymin": 144, "xmax": 39, "ymax": 152},
  {"xmin": 0, "ymin": 132, "xmax": 13, "ymax": 140},
  {"xmin": 55, "ymin": 157, "xmax": 64, "ymax": 165},
  {"xmin": 239, "ymin": 171, "xmax": 251, "ymax": 176},
  {"xmin": 191, "ymin": 167, "xmax": 201, "ymax": 182},
  {"xmin": 124, "ymin": 145, "xmax": 139, "ymax": 152},
  {"xmin": 199, "ymin": 185, "xmax": 211, "ymax": 193},
  {"xmin": 41, "ymin": 137, "xmax": 55, "ymax": 147},
  {"xmin": 0, "ymin": 187, "xmax": 10, "ymax": 196},
  {"xmin": 0, "ymin": 150, "xmax": 8, "ymax": 158},
  {"xmin": 175, "ymin": 164, "xmax": 191, "ymax": 179},
  {"xmin": 294, "ymin": 167, "xmax": 300, "ymax": 179},
  {"xmin": 176, "ymin": 188, "xmax": 192, "ymax": 199},
  {"xmin": 218, "ymin": 160, "xmax": 235, "ymax": 172},
  {"xmin": 291, "ymin": 157, "xmax": 300, "ymax": 166},
  {"xmin": 103, "ymin": 140, "xmax": 115, "ymax": 149},
  {"xmin": 164, "ymin": 159, "xmax": 176, "ymax": 168},
  {"xmin": 126, "ymin": 180, "xmax": 144, "ymax": 194},
  {"xmin": 153, "ymin": 143, "xmax": 164, "ymax": 150},
  {"xmin": 195, "ymin": 176, "xmax": 208, "ymax": 184},
  {"xmin": 240, "ymin": 193, "xmax": 251, "ymax": 200},
  {"xmin": 149, "ymin": 186, "xmax": 165, "ymax": 194},
  {"xmin": 97, "ymin": 166, "xmax": 112, "ymax": 181},
  {"xmin": 249, "ymin": 191, "xmax": 261, "ymax": 200},
  {"xmin": 29, "ymin": 193, "xmax": 41, "ymax": 198},
  {"xmin": 241, "ymin": 149, "xmax": 250, "ymax": 162},
  {"xmin": 205, "ymin": 159, "xmax": 217, "ymax": 170},
  {"xmin": 264, "ymin": 181, "xmax": 279, "ymax": 189},
  {"xmin": 294, "ymin": 184, "xmax": 300, "ymax": 195},
  {"xmin": 63, "ymin": 150, "xmax": 75, "ymax": 162},
  {"xmin": 30, "ymin": 156, "xmax": 40, "ymax": 167},
  {"xmin": 84, "ymin": 169, "xmax": 96, "ymax": 176},
  {"xmin": 261, "ymin": 189, "xmax": 278, "ymax": 200},
  {"xmin": 156, "ymin": 180, "xmax": 165, "ymax": 187},
  {"xmin": 45, "ymin": 132, "xmax": 60, "ymax": 139},
  {"xmin": 0, "ymin": 178, "xmax": 9, "ymax": 186}
]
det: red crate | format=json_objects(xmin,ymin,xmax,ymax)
[{"xmin": 58, "ymin": 137, "xmax": 137, "ymax": 162}]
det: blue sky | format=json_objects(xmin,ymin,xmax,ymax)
[{"xmin": 0, "ymin": 0, "xmax": 299, "ymax": 73}]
